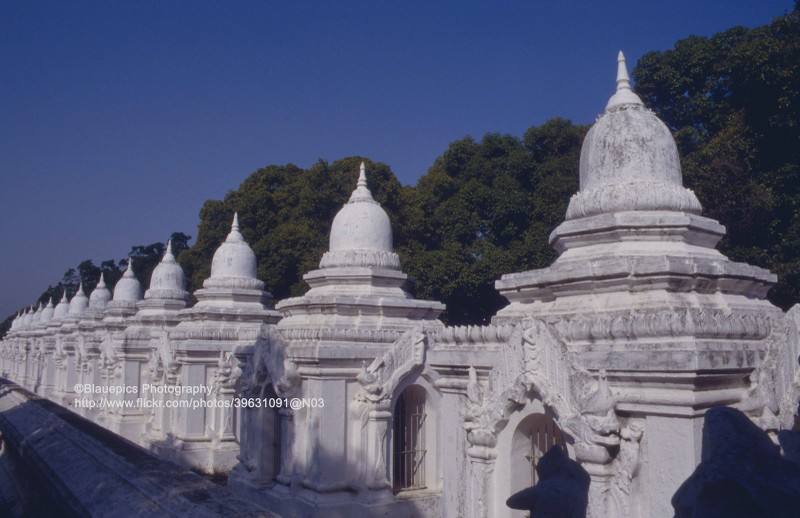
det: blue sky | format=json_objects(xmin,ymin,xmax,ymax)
[{"xmin": 0, "ymin": 0, "xmax": 795, "ymax": 319}]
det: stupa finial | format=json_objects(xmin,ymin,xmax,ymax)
[
  {"xmin": 164, "ymin": 239, "xmax": 175, "ymax": 262},
  {"xmin": 605, "ymin": 50, "xmax": 643, "ymax": 110},
  {"xmin": 358, "ymin": 162, "xmax": 368, "ymax": 188},
  {"xmin": 616, "ymin": 50, "xmax": 632, "ymax": 92},
  {"xmin": 225, "ymin": 212, "xmax": 244, "ymax": 243},
  {"xmin": 349, "ymin": 162, "xmax": 375, "ymax": 203}
]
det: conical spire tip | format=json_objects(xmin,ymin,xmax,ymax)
[
  {"xmin": 606, "ymin": 50, "xmax": 643, "ymax": 110},
  {"xmin": 348, "ymin": 161, "xmax": 375, "ymax": 202},
  {"xmin": 164, "ymin": 239, "xmax": 175, "ymax": 261},
  {"xmin": 616, "ymin": 50, "xmax": 631, "ymax": 92},
  {"xmin": 358, "ymin": 162, "xmax": 367, "ymax": 188}
]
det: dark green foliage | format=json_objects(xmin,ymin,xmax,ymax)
[
  {"xmin": 633, "ymin": 5, "xmax": 800, "ymax": 309},
  {"xmin": 179, "ymin": 158, "xmax": 403, "ymax": 300},
  {"xmin": 15, "ymin": 232, "xmax": 193, "ymax": 328},
  {"xmin": 4, "ymin": 7, "xmax": 796, "ymax": 336},
  {"xmin": 178, "ymin": 123, "xmax": 585, "ymax": 327},
  {"xmin": 401, "ymin": 120, "xmax": 586, "ymax": 324}
]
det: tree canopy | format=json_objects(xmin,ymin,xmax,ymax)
[
  {"xmin": 633, "ymin": 5, "xmax": 800, "ymax": 309},
  {"xmin": 3, "ymin": 5, "xmax": 797, "ymax": 337}
]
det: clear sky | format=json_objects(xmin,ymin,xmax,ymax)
[{"xmin": 0, "ymin": 0, "xmax": 795, "ymax": 319}]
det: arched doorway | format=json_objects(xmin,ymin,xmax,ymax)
[
  {"xmin": 392, "ymin": 385, "xmax": 427, "ymax": 492},
  {"xmin": 510, "ymin": 413, "xmax": 567, "ymax": 493}
]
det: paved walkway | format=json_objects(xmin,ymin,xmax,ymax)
[{"xmin": 0, "ymin": 380, "xmax": 280, "ymax": 518}]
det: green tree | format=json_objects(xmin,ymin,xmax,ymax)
[
  {"xmin": 401, "ymin": 119, "xmax": 587, "ymax": 324},
  {"xmin": 180, "ymin": 158, "xmax": 403, "ymax": 301},
  {"xmin": 633, "ymin": 5, "xmax": 800, "ymax": 309}
]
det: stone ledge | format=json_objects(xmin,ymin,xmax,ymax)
[{"xmin": 0, "ymin": 380, "xmax": 279, "ymax": 518}]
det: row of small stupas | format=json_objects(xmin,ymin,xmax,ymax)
[
  {"xmin": 2, "ymin": 53, "xmax": 800, "ymax": 518},
  {"xmin": 8, "ymin": 221, "xmax": 246, "ymax": 332}
]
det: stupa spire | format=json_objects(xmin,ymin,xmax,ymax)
[
  {"xmin": 606, "ymin": 50, "xmax": 643, "ymax": 110},
  {"xmin": 164, "ymin": 239, "xmax": 175, "ymax": 263},
  {"xmin": 97, "ymin": 272, "xmax": 107, "ymax": 288},
  {"xmin": 616, "ymin": 50, "xmax": 632, "ymax": 93},
  {"xmin": 124, "ymin": 258, "xmax": 135, "ymax": 277},
  {"xmin": 349, "ymin": 162, "xmax": 375, "ymax": 203},
  {"xmin": 226, "ymin": 213, "xmax": 244, "ymax": 243},
  {"xmin": 358, "ymin": 162, "xmax": 368, "ymax": 188}
]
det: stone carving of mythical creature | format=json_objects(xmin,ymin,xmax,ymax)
[
  {"xmin": 608, "ymin": 421, "xmax": 645, "ymax": 518},
  {"xmin": 462, "ymin": 318, "xmax": 620, "ymax": 459},
  {"xmin": 356, "ymin": 328, "xmax": 426, "ymax": 405}
]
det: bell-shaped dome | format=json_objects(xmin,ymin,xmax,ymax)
[
  {"xmin": 145, "ymin": 240, "xmax": 189, "ymax": 301},
  {"xmin": 89, "ymin": 272, "xmax": 112, "ymax": 310},
  {"xmin": 21, "ymin": 308, "xmax": 33, "ymax": 329},
  {"xmin": 53, "ymin": 290, "xmax": 70, "ymax": 320},
  {"xmin": 68, "ymin": 283, "xmax": 89, "ymax": 315},
  {"xmin": 40, "ymin": 298, "xmax": 55, "ymax": 324},
  {"xmin": 112, "ymin": 259, "xmax": 143, "ymax": 302},
  {"xmin": 203, "ymin": 213, "xmax": 264, "ymax": 290},
  {"xmin": 320, "ymin": 163, "xmax": 400, "ymax": 270},
  {"xmin": 565, "ymin": 52, "xmax": 701, "ymax": 220},
  {"xmin": 31, "ymin": 303, "xmax": 43, "ymax": 325}
]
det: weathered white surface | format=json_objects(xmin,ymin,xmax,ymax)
[
  {"xmin": 40, "ymin": 298, "xmax": 54, "ymax": 324},
  {"xmin": 0, "ymin": 53, "xmax": 797, "ymax": 518},
  {"xmin": 492, "ymin": 52, "xmax": 785, "ymax": 517},
  {"xmin": 67, "ymin": 284, "xmax": 88, "ymax": 315},
  {"xmin": 111, "ymin": 259, "xmax": 143, "ymax": 305},
  {"xmin": 53, "ymin": 291, "xmax": 69, "ymax": 320},
  {"xmin": 89, "ymin": 273, "xmax": 112, "ymax": 311},
  {"xmin": 145, "ymin": 240, "xmax": 189, "ymax": 301},
  {"xmin": 0, "ymin": 381, "xmax": 280, "ymax": 517},
  {"xmin": 207, "ymin": 213, "xmax": 262, "ymax": 288},
  {"xmin": 326, "ymin": 163, "xmax": 395, "ymax": 262}
]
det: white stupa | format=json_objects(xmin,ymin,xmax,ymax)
[
  {"xmin": 89, "ymin": 272, "xmax": 112, "ymax": 312},
  {"xmin": 67, "ymin": 283, "xmax": 89, "ymax": 316},
  {"xmin": 277, "ymin": 162, "xmax": 443, "ymax": 331},
  {"xmin": 144, "ymin": 240, "xmax": 189, "ymax": 302},
  {"xmin": 40, "ymin": 298, "xmax": 55, "ymax": 324},
  {"xmin": 190, "ymin": 213, "xmax": 276, "ymax": 311},
  {"xmin": 52, "ymin": 290, "xmax": 70, "ymax": 321},
  {"xmin": 108, "ymin": 259, "xmax": 143, "ymax": 311}
]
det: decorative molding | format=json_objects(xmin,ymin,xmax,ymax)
[
  {"xmin": 554, "ymin": 309, "xmax": 772, "ymax": 343},
  {"xmin": 278, "ymin": 327, "xmax": 402, "ymax": 344},
  {"xmin": 170, "ymin": 328, "xmax": 261, "ymax": 341},
  {"xmin": 565, "ymin": 181, "xmax": 701, "ymax": 220},
  {"xmin": 202, "ymin": 277, "xmax": 265, "ymax": 290},
  {"xmin": 356, "ymin": 327, "xmax": 427, "ymax": 404},
  {"xmin": 433, "ymin": 324, "xmax": 515, "ymax": 345},
  {"xmin": 740, "ymin": 306, "xmax": 800, "ymax": 430},
  {"xmin": 237, "ymin": 328, "xmax": 299, "ymax": 399},
  {"xmin": 319, "ymin": 249, "xmax": 401, "ymax": 270},
  {"xmin": 462, "ymin": 318, "xmax": 620, "ymax": 458}
]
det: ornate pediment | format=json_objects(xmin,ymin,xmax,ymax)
[
  {"xmin": 739, "ymin": 306, "xmax": 800, "ymax": 431},
  {"xmin": 356, "ymin": 327, "xmax": 426, "ymax": 404},
  {"xmin": 237, "ymin": 328, "xmax": 299, "ymax": 398},
  {"xmin": 462, "ymin": 318, "xmax": 619, "ymax": 456}
]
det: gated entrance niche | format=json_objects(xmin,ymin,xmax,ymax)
[
  {"xmin": 510, "ymin": 413, "xmax": 567, "ymax": 492},
  {"xmin": 392, "ymin": 385, "xmax": 427, "ymax": 492}
]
